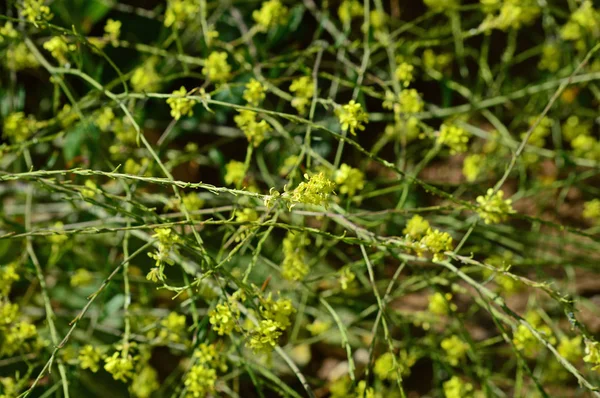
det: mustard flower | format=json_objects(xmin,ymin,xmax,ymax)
[
  {"xmin": 103, "ymin": 19, "xmax": 121, "ymax": 46},
  {"xmin": 260, "ymin": 294, "xmax": 295, "ymax": 329},
  {"xmin": 243, "ymin": 78, "xmax": 267, "ymax": 106},
  {"xmin": 462, "ymin": 154, "xmax": 482, "ymax": 182},
  {"xmin": 306, "ymin": 320, "xmax": 331, "ymax": 336},
  {"xmin": 334, "ymin": 164, "xmax": 365, "ymax": 197},
  {"xmin": 48, "ymin": 221, "xmax": 69, "ymax": 245},
  {"xmin": 443, "ymin": 376, "xmax": 473, "ymax": 398},
  {"xmin": 130, "ymin": 365, "xmax": 159, "ymax": 398},
  {"xmin": 397, "ymin": 89, "xmax": 424, "ymax": 114},
  {"xmin": 584, "ymin": 340, "xmax": 600, "ymax": 370},
  {"xmin": 422, "ymin": 49, "xmax": 453, "ymax": 73},
  {"xmin": 2, "ymin": 112, "xmax": 38, "ymax": 143},
  {"xmin": 104, "ymin": 351, "xmax": 135, "ymax": 382},
  {"xmin": 6, "ymin": 42, "xmax": 39, "ymax": 70},
  {"xmin": 338, "ymin": 0, "xmax": 363, "ymax": 25},
  {"xmin": 282, "ymin": 231, "xmax": 310, "ymax": 282},
  {"xmin": 78, "ymin": 345, "xmax": 102, "ymax": 372},
  {"xmin": 234, "ymin": 110, "xmax": 271, "ymax": 147},
  {"xmin": 428, "ymin": 292, "xmax": 457, "ymax": 315},
  {"xmin": 202, "ymin": 51, "xmax": 231, "ymax": 83},
  {"xmin": 224, "ymin": 160, "xmax": 246, "ymax": 186},
  {"xmin": 167, "ymin": 86, "xmax": 197, "ymax": 120},
  {"xmin": 181, "ymin": 193, "xmax": 204, "ymax": 213},
  {"xmin": 438, "ymin": 123, "xmax": 470, "ymax": 154},
  {"xmin": 289, "ymin": 172, "xmax": 336, "ymax": 208},
  {"xmin": 336, "ymin": 100, "xmax": 369, "ymax": 135},
  {"xmin": 184, "ymin": 364, "xmax": 217, "ymax": 397},
  {"xmin": 131, "ymin": 60, "xmax": 161, "ymax": 92},
  {"xmin": 339, "ymin": 266, "xmax": 356, "ymax": 290},
  {"xmin": 164, "ymin": 0, "xmax": 198, "ymax": 28},
  {"xmin": 403, "ymin": 215, "xmax": 430, "ymax": 240},
  {"xmin": 476, "ymin": 189, "xmax": 515, "ymax": 224},
  {"xmin": 561, "ymin": 1, "xmax": 600, "ymax": 45},
  {"xmin": 521, "ymin": 116, "xmax": 552, "ymax": 148},
  {"xmin": 562, "ymin": 116, "xmax": 592, "ymax": 142},
  {"xmin": 329, "ymin": 376, "xmax": 352, "ymax": 398},
  {"xmin": 209, "ymin": 301, "xmax": 240, "ymax": 336},
  {"xmin": 43, "ymin": 37, "xmax": 76, "ymax": 65},
  {"xmin": 572, "ymin": 135, "xmax": 600, "ymax": 161},
  {"xmin": 253, "ymin": 0, "xmax": 289, "ymax": 31},
  {"xmin": 158, "ymin": 312, "xmax": 187, "ymax": 343},
  {"xmin": 289, "ymin": 76, "xmax": 314, "ymax": 114},
  {"xmin": 70, "ymin": 268, "xmax": 93, "ymax": 287},
  {"xmin": 354, "ymin": 380, "xmax": 377, "ymax": 398},
  {"xmin": 1, "ymin": 320, "xmax": 41, "ymax": 357},
  {"xmin": 21, "ymin": 0, "xmax": 53, "ymax": 25},
  {"xmin": 374, "ymin": 350, "xmax": 416, "ymax": 380},
  {"xmin": 441, "ymin": 335, "xmax": 469, "ymax": 366},
  {"xmin": 420, "ymin": 229, "xmax": 453, "ymax": 261},
  {"xmin": 0, "ymin": 263, "xmax": 19, "ymax": 297},
  {"xmin": 583, "ymin": 199, "xmax": 600, "ymax": 222},
  {"xmin": 480, "ymin": 0, "xmax": 541, "ymax": 31},
  {"xmin": 538, "ymin": 43, "xmax": 561, "ymax": 72},
  {"xmin": 247, "ymin": 319, "xmax": 283, "ymax": 353},
  {"xmin": 558, "ymin": 336, "xmax": 583, "ymax": 362},
  {"xmin": 0, "ymin": 21, "xmax": 17, "ymax": 40},
  {"xmin": 148, "ymin": 228, "xmax": 180, "ymax": 271},
  {"xmin": 395, "ymin": 62, "xmax": 414, "ymax": 87}
]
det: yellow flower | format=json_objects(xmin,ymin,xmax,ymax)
[
  {"xmin": 103, "ymin": 19, "xmax": 121, "ymax": 46},
  {"xmin": 289, "ymin": 172, "xmax": 336, "ymax": 208},
  {"xmin": 336, "ymin": 100, "xmax": 369, "ymax": 135},
  {"xmin": 43, "ymin": 37, "xmax": 76, "ymax": 65},
  {"xmin": 441, "ymin": 335, "xmax": 469, "ymax": 366},
  {"xmin": 167, "ymin": 86, "xmax": 197, "ymax": 120},
  {"xmin": 428, "ymin": 292, "xmax": 457, "ymax": 315},
  {"xmin": 334, "ymin": 164, "xmax": 365, "ymax": 197},
  {"xmin": 253, "ymin": 0, "xmax": 289, "ymax": 31},
  {"xmin": 403, "ymin": 215, "xmax": 430, "ymax": 240},
  {"xmin": 78, "ymin": 345, "xmax": 102, "ymax": 372},
  {"xmin": 395, "ymin": 62, "xmax": 414, "ymax": 87},
  {"xmin": 234, "ymin": 110, "xmax": 271, "ymax": 147},
  {"xmin": 164, "ymin": 0, "xmax": 199, "ymax": 28},
  {"xmin": 475, "ymin": 189, "xmax": 515, "ymax": 224},
  {"xmin": 70, "ymin": 268, "xmax": 93, "ymax": 287},
  {"xmin": 243, "ymin": 78, "xmax": 267, "ymax": 106},
  {"xmin": 289, "ymin": 76, "xmax": 314, "ymax": 113},
  {"xmin": 104, "ymin": 351, "xmax": 135, "ymax": 382},
  {"xmin": 438, "ymin": 123, "xmax": 470, "ymax": 154},
  {"xmin": 22, "ymin": 0, "xmax": 53, "ymax": 25},
  {"xmin": 202, "ymin": 51, "xmax": 231, "ymax": 83}
]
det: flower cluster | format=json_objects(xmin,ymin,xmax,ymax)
[
  {"xmin": 288, "ymin": 172, "xmax": 336, "ymax": 208},
  {"xmin": 78, "ymin": 345, "xmax": 102, "ymax": 372},
  {"xmin": 209, "ymin": 290, "xmax": 243, "ymax": 336},
  {"xmin": 443, "ymin": 376, "xmax": 474, "ymax": 398},
  {"xmin": 164, "ymin": 0, "xmax": 199, "ymax": 28},
  {"xmin": 202, "ymin": 51, "xmax": 231, "ymax": 83},
  {"xmin": 441, "ymin": 335, "xmax": 469, "ymax": 366},
  {"xmin": 234, "ymin": 110, "xmax": 272, "ymax": 147},
  {"xmin": 428, "ymin": 292, "xmax": 457, "ymax": 316},
  {"xmin": 147, "ymin": 228, "xmax": 181, "ymax": 281},
  {"xmin": 2, "ymin": 112, "xmax": 38, "ymax": 143},
  {"xmin": 70, "ymin": 268, "xmax": 93, "ymax": 287},
  {"xmin": 338, "ymin": 0, "xmax": 363, "ymax": 25},
  {"xmin": 243, "ymin": 78, "xmax": 267, "ymax": 106},
  {"xmin": 403, "ymin": 215, "xmax": 430, "ymax": 240},
  {"xmin": 584, "ymin": 339, "xmax": 600, "ymax": 370},
  {"xmin": 475, "ymin": 189, "xmax": 515, "ymax": 224},
  {"xmin": 104, "ymin": 19, "xmax": 121, "ymax": 46},
  {"xmin": 395, "ymin": 62, "xmax": 415, "ymax": 87},
  {"xmin": 538, "ymin": 43, "xmax": 561, "ymax": 72},
  {"xmin": 560, "ymin": 1, "xmax": 600, "ymax": 51},
  {"xmin": 334, "ymin": 164, "xmax": 365, "ymax": 197},
  {"xmin": 462, "ymin": 154, "xmax": 482, "ymax": 182},
  {"xmin": 562, "ymin": 115, "xmax": 592, "ymax": 142},
  {"xmin": 423, "ymin": 49, "xmax": 453, "ymax": 73},
  {"xmin": 419, "ymin": 228, "xmax": 454, "ymax": 261},
  {"xmin": 247, "ymin": 294, "xmax": 295, "ymax": 353},
  {"xmin": 480, "ymin": 0, "xmax": 541, "ymax": 31},
  {"xmin": 336, "ymin": 100, "xmax": 369, "ymax": 135},
  {"xmin": 104, "ymin": 351, "xmax": 136, "ymax": 382},
  {"xmin": 289, "ymin": 76, "xmax": 314, "ymax": 114},
  {"xmin": 281, "ymin": 231, "xmax": 310, "ymax": 281},
  {"xmin": 438, "ymin": 123, "xmax": 470, "ymax": 154},
  {"xmin": 21, "ymin": 0, "xmax": 53, "ymax": 25},
  {"xmin": 338, "ymin": 266, "xmax": 356, "ymax": 291},
  {"xmin": 583, "ymin": 199, "xmax": 600, "ymax": 223},
  {"xmin": 253, "ymin": 0, "xmax": 289, "ymax": 31},
  {"xmin": 6, "ymin": 42, "xmax": 39, "ymax": 71},
  {"xmin": 43, "ymin": 37, "xmax": 76, "ymax": 65},
  {"xmin": 167, "ymin": 86, "xmax": 197, "ymax": 120},
  {"xmin": 513, "ymin": 312, "xmax": 555, "ymax": 358},
  {"xmin": 374, "ymin": 350, "xmax": 416, "ymax": 380},
  {"xmin": 157, "ymin": 312, "xmax": 187, "ymax": 344},
  {"xmin": 224, "ymin": 160, "xmax": 246, "ymax": 186},
  {"xmin": 131, "ymin": 59, "xmax": 161, "ymax": 92}
]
